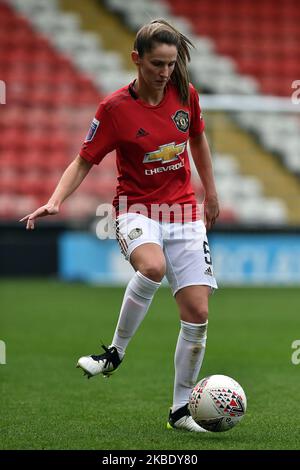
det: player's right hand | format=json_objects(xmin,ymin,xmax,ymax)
[{"xmin": 19, "ymin": 203, "xmax": 59, "ymax": 230}]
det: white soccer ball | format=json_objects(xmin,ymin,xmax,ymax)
[{"xmin": 189, "ymin": 374, "xmax": 247, "ymax": 432}]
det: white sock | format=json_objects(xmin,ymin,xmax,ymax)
[
  {"xmin": 172, "ymin": 320, "xmax": 208, "ymax": 413},
  {"xmin": 110, "ymin": 271, "xmax": 161, "ymax": 358}
]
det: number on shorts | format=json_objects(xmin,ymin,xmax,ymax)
[{"xmin": 203, "ymin": 241, "xmax": 212, "ymax": 265}]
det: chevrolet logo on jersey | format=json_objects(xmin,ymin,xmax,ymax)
[{"xmin": 143, "ymin": 142, "xmax": 186, "ymax": 164}]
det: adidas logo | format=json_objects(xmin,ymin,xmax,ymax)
[
  {"xmin": 204, "ymin": 266, "xmax": 213, "ymax": 276},
  {"xmin": 136, "ymin": 128, "xmax": 149, "ymax": 138}
]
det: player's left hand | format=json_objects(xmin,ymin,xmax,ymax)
[{"xmin": 204, "ymin": 194, "xmax": 219, "ymax": 230}]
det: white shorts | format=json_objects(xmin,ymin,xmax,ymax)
[{"xmin": 116, "ymin": 213, "xmax": 218, "ymax": 296}]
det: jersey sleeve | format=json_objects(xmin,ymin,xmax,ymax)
[
  {"xmin": 79, "ymin": 101, "xmax": 117, "ymax": 165},
  {"xmin": 189, "ymin": 84, "xmax": 205, "ymax": 138}
]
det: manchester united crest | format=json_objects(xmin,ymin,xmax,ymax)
[
  {"xmin": 128, "ymin": 228, "xmax": 143, "ymax": 240},
  {"xmin": 172, "ymin": 110, "xmax": 189, "ymax": 132}
]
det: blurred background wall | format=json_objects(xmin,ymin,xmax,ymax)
[{"xmin": 1, "ymin": 0, "xmax": 300, "ymax": 285}]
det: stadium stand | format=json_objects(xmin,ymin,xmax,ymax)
[
  {"xmin": 1, "ymin": 0, "xmax": 299, "ymax": 225},
  {"xmin": 169, "ymin": 0, "xmax": 299, "ymax": 97},
  {"xmin": 164, "ymin": 0, "xmax": 300, "ymax": 182},
  {"xmin": 0, "ymin": 0, "xmax": 119, "ymax": 220},
  {"xmin": 102, "ymin": 0, "xmax": 300, "ymax": 224}
]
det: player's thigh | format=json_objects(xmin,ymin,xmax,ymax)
[
  {"xmin": 116, "ymin": 213, "xmax": 165, "ymax": 281},
  {"xmin": 163, "ymin": 221, "xmax": 218, "ymax": 296}
]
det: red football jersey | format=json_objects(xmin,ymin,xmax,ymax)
[{"xmin": 80, "ymin": 81, "xmax": 205, "ymax": 221}]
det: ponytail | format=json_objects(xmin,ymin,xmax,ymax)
[{"xmin": 134, "ymin": 19, "xmax": 194, "ymax": 104}]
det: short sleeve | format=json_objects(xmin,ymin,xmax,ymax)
[
  {"xmin": 79, "ymin": 102, "xmax": 117, "ymax": 165},
  {"xmin": 189, "ymin": 84, "xmax": 205, "ymax": 138}
]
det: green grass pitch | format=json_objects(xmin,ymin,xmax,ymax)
[{"xmin": 0, "ymin": 279, "xmax": 299, "ymax": 450}]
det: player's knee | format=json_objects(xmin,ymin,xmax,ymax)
[
  {"xmin": 139, "ymin": 262, "xmax": 166, "ymax": 282},
  {"xmin": 193, "ymin": 309, "xmax": 208, "ymax": 324},
  {"xmin": 184, "ymin": 304, "xmax": 208, "ymax": 324}
]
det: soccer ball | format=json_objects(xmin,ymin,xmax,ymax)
[{"xmin": 189, "ymin": 374, "xmax": 247, "ymax": 432}]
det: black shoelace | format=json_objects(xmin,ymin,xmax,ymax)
[{"xmin": 91, "ymin": 345, "xmax": 120, "ymax": 369}]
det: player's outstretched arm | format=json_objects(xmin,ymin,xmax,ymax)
[{"xmin": 19, "ymin": 155, "xmax": 92, "ymax": 230}]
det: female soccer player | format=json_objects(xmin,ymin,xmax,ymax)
[{"xmin": 20, "ymin": 19, "xmax": 219, "ymax": 433}]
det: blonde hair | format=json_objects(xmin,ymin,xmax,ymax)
[{"xmin": 134, "ymin": 19, "xmax": 194, "ymax": 104}]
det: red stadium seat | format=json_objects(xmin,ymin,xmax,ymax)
[
  {"xmin": 0, "ymin": 1, "xmax": 108, "ymax": 220},
  {"xmin": 166, "ymin": 0, "xmax": 299, "ymax": 97}
]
